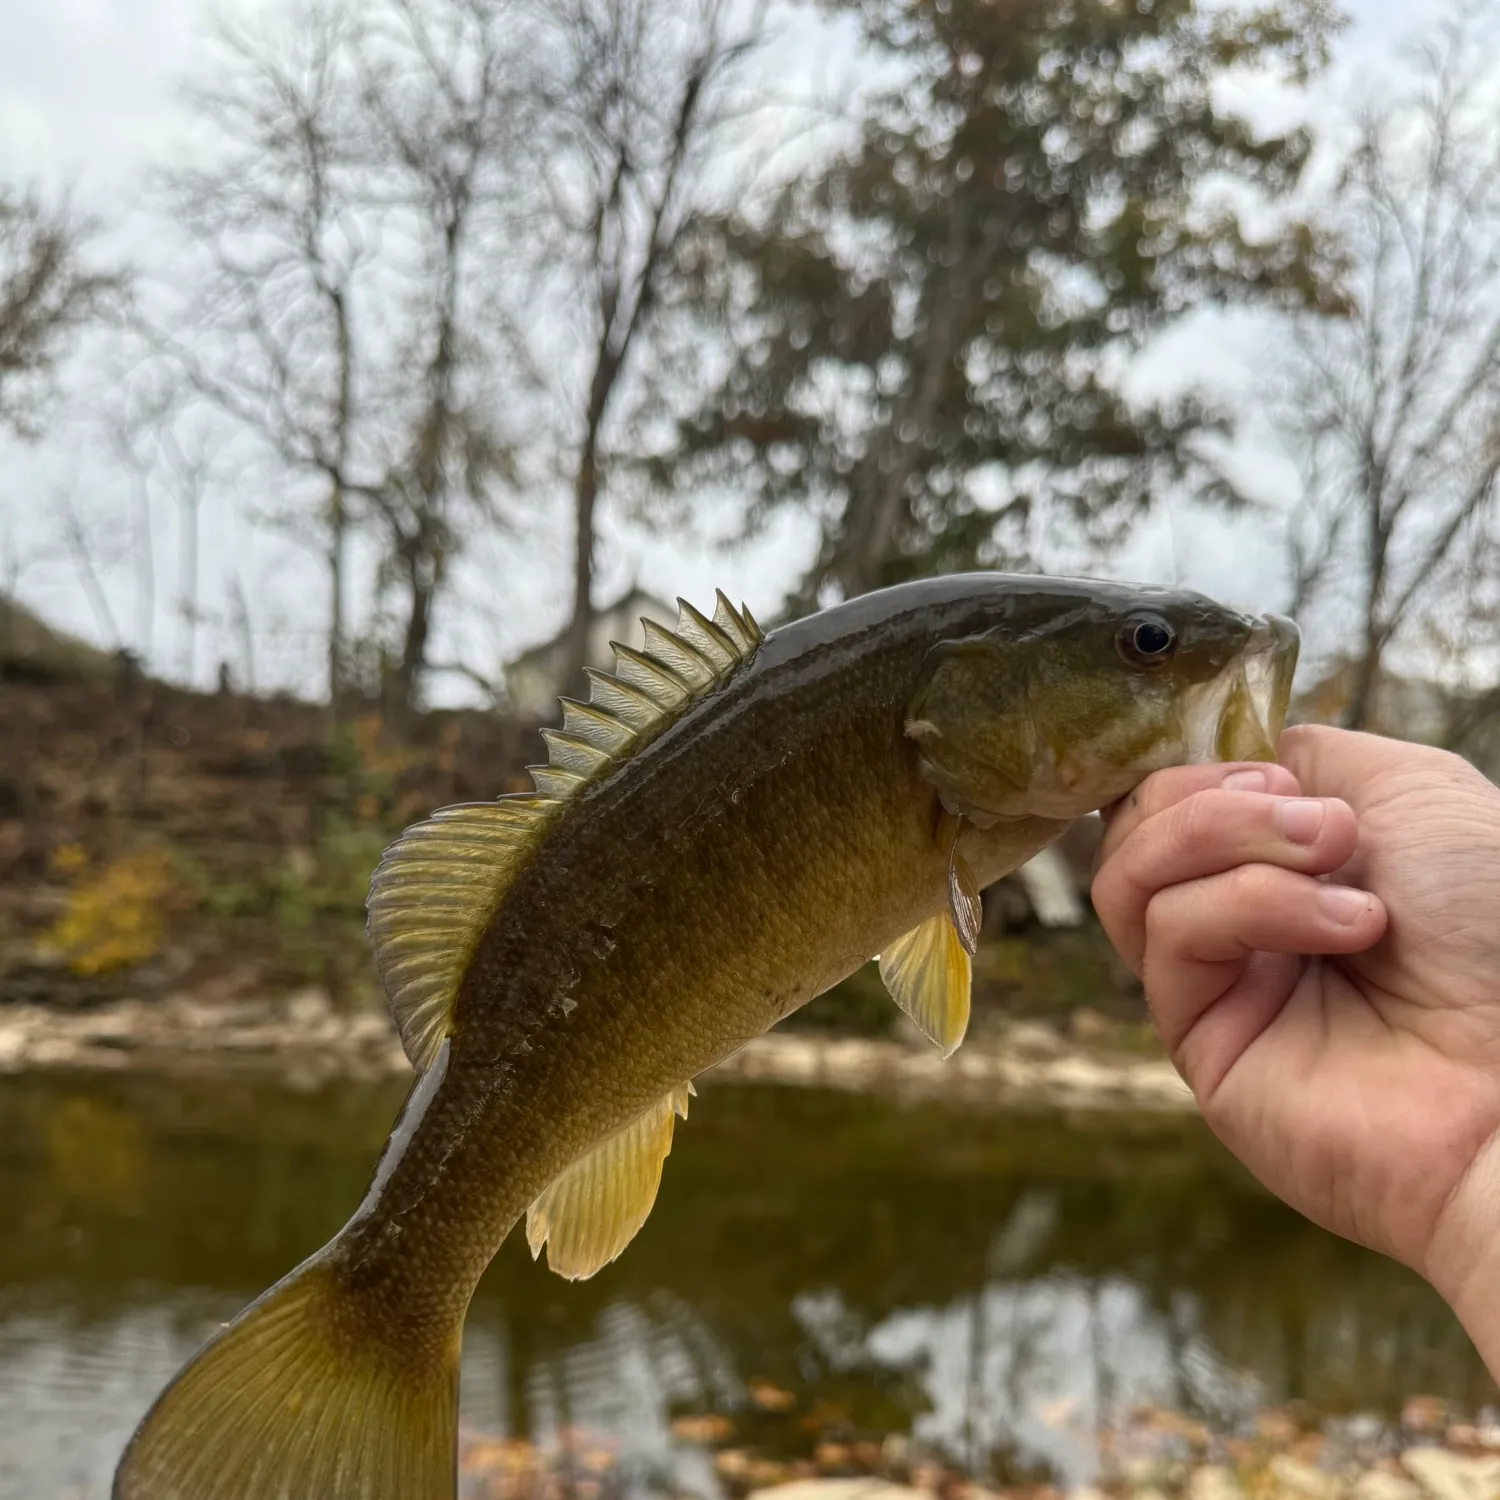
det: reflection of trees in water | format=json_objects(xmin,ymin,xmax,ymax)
[
  {"xmin": 2, "ymin": 1072, "xmax": 1496, "ymax": 1498},
  {"xmin": 1184, "ymin": 1229, "xmax": 1494, "ymax": 1415},
  {"xmin": 458, "ymin": 1296, "xmax": 735, "ymax": 1495},
  {"xmin": 856, "ymin": 1274, "xmax": 1254, "ymax": 1485},
  {"xmin": 459, "ymin": 1169, "xmax": 1495, "ymax": 1491}
]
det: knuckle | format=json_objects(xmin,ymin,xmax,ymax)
[
  {"xmin": 1088, "ymin": 863, "xmax": 1117, "ymax": 918},
  {"xmin": 1142, "ymin": 885, "xmax": 1188, "ymax": 954},
  {"xmin": 1280, "ymin": 723, "xmax": 1329, "ymax": 753},
  {"xmin": 1091, "ymin": 861, "xmax": 1140, "ymax": 949}
]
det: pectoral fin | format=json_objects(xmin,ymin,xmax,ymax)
[
  {"xmin": 526, "ymin": 1083, "xmax": 694, "ymax": 1280},
  {"xmin": 948, "ymin": 844, "xmax": 982, "ymax": 957},
  {"xmin": 878, "ymin": 913, "xmax": 972, "ymax": 1058}
]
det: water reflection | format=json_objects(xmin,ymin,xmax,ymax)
[{"xmin": 0, "ymin": 1072, "xmax": 1490, "ymax": 1499}]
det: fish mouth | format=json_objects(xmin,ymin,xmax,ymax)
[{"xmin": 1183, "ymin": 613, "xmax": 1300, "ymax": 764}]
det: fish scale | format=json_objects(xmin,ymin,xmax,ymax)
[{"xmin": 113, "ymin": 571, "xmax": 1298, "ymax": 1500}]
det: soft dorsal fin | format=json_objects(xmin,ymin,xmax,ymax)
[
  {"xmin": 878, "ymin": 913, "xmax": 972, "ymax": 1058},
  {"xmin": 366, "ymin": 799, "xmax": 556, "ymax": 1070},
  {"xmin": 367, "ymin": 593, "xmax": 763, "ymax": 1071},
  {"xmin": 525, "ymin": 1082, "xmax": 695, "ymax": 1280}
]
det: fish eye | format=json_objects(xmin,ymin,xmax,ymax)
[{"xmin": 1117, "ymin": 616, "xmax": 1177, "ymax": 668}]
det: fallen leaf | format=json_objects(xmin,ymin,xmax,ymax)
[
  {"xmin": 750, "ymin": 1380, "xmax": 797, "ymax": 1412},
  {"xmin": 672, "ymin": 1414, "xmax": 734, "ymax": 1444}
]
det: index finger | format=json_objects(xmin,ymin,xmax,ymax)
[{"xmin": 1096, "ymin": 761, "xmax": 1303, "ymax": 873}]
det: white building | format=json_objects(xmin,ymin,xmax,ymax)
[{"xmin": 504, "ymin": 586, "xmax": 679, "ymax": 718}]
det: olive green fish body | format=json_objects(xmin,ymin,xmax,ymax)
[
  {"xmin": 341, "ymin": 585, "xmax": 1072, "ymax": 1313},
  {"xmin": 114, "ymin": 573, "xmax": 1298, "ymax": 1500}
]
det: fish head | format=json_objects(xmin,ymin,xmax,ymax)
[{"xmin": 905, "ymin": 584, "xmax": 1300, "ymax": 825}]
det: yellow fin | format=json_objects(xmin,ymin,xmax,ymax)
[
  {"xmin": 537, "ymin": 592, "xmax": 761, "ymax": 793},
  {"xmin": 368, "ymin": 798, "xmax": 555, "ymax": 1071},
  {"xmin": 948, "ymin": 844, "xmax": 982, "ymax": 957},
  {"xmin": 113, "ymin": 1254, "xmax": 458, "ymax": 1500},
  {"xmin": 878, "ymin": 913, "xmax": 972, "ymax": 1058},
  {"xmin": 368, "ymin": 592, "xmax": 761, "ymax": 1073},
  {"xmin": 526, "ymin": 1082, "xmax": 694, "ymax": 1280}
]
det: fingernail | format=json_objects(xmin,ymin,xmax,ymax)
[
  {"xmin": 1276, "ymin": 798, "xmax": 1325, "ymax": 844},
  {"xmin": 1222, "ymin": 769, "xmax": 1267, "ymax": 792},
  {"xmin": 1319, "ymin": 885, "xmax": 1371, "ymax": 924}
]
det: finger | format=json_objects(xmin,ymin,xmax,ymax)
[
  {"xmin": 1093, "ymin": 790, "xmax": 1359, "ymax": 976},
  {"xmin": 1097, "ymin": 761, "xmax": 1302, "ymax": 872},
  {"xmin": 1277, "ymin": 723, "xmax": 1478, "ymax": 805},
  {"xmin": 1142, "ymin": 864, "xmax": 1387, "ymax": 1091}
]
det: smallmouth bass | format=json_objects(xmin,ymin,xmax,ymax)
[{"xmin": 115, "ymin": 572, "xmax": 1298, "ymax": 1500}]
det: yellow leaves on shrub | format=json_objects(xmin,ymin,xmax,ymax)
[
  {"xmin": 42, "ymin": 849, "xmax": 176, "ymax": 976},
  {"xmin": 47, "ymin": 842, "xmax": 89, "ymax": 878},
  {"xmin": 351, "ymin": 713, "xmax": 416, "ymax": 779}
]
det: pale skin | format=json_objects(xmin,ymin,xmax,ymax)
[{"xmin": 1091, "ymin": 724, "xmax": 1500, "ymax": 1379}]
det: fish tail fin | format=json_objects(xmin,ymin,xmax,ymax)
[{"xmin": 112, "ymin": 1252, "xmax": 459, "ymax": 1500}]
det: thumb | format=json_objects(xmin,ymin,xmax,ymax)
[{"xmin": 1276, "ymin": 724, "xmax": 1455, "ymax": 804}]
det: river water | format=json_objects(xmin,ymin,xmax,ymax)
[{"xmin": 0, "ymin": 1070, "xmax": 1492, "ymax": 1499}]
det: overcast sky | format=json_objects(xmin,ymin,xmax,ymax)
[{"xmin": 0, "ymin": 0, "xmax": 1430, "ymax": 702}]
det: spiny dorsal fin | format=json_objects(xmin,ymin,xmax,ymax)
[
  {"xmin": 367, "ymin": 799, "xmax": 556, "ymax": 1070},
  {"xmin": 532, "ymin": 590, "xmax": 762, "ymax": 799},
  {"xmin": 878, "ymin": 913, "xmax": 972, "ymax": 1058},
  {"xmin": 367, "ymin": 592, "xmax": 762, "ymax": 1072},
  {"xmin": 525, "ymin": 1082, "xmax": 695, "ymax": 1280}
]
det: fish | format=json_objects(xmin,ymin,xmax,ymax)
[{"xmin": 113, "ymin": 572, "xmax": 1298, "ymax": 1500}]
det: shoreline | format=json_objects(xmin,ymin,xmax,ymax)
[{"xmin": 0, "ymin": 991, "xmax": 1197, "ymax": 1112}]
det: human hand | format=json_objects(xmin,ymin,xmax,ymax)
[{"xmin": 1091, "ymin": 725, "xmax": 1500, "ymax": 1371}]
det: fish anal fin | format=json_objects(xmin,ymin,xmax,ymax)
[
  {"xmin": 526, "ymin": 1083, "xmax": 693, "ymax": 1281},
  {"xmin": 878, "ymin": 913, "xmax": 972, "ymax": 1058}
]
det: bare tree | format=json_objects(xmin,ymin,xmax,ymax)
[
  {"xmin": 110, "ymin": 419, "xmax": 158, "ymax": 667},
  {"xmin": 531, "ymin": 0, "xmax": 768, "ymax": 699},
  {"xmin": 1272, "ymin": 1, "xmax": 1500, "ymax": 729},
  {"xmin": 157, "ymin": 425, "xmax": 217, "ymax": 684},
  {"xmin": 153, "ymin": 6, "xmax": 366, "ymax": 710},
  {"xmin": 53, "ymin": 491, "xmax": 123, "ymax": 652},
  {"xmin": 348, "ymin": 0, "xmax": 525, "ymax": 724},
  {"xmin": 146, "ymin": 0, "xmax": 526, "ymax": 723},
  {"xmin": 144, "ymin": 0, "xmax": 769, "ymax": 713},
  {"xmin": 228, "ymin": 571, "xmax": 257, "ymax": 692},
  {"xmin": 0, "ymin": 187, "xmax": 121, "ymax": 438}
]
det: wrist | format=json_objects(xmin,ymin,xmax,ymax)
[{"xmin": 1425, "ymin": 1130, "xmax": 1500, "ymax": 1380}]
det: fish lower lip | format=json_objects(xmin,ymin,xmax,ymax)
[{"xmin": 1243, "ymin": 613, "xmax": 1301, "ymax": 744}]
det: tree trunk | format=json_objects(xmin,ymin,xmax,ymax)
[
  {"xmin": 326, "ymin": 280, "xmax": 352, "ymax": 725},
  {"xmin": 1342, "ymin": 514, "xmax": 1390, "ymax": 730},
  {"xmin": 179, "ymin": 494, "xmax": 200, "ymax": 684},
  {"xmin": 1341, "ymin": 645, "xmax": 1381, "ymax": 731},
  {"xmin": 388, "ymin": 212, "xmax": 461, "ymax": 729},
  {"xmin": 561, "ymin": 338, "xmax": 621, "ymax": 700},
  {"xmin": 327, "ymin": 477, "xmax": 345, "ymax": 723},
  {"xmin": 803, "ymin": 201, "xmax": 987, "ymax": 607},
  {"xmin": 829, "ymin": 440, "xmax": 912, "ymax": 601},
  {"xmin": 390, "ymin": 546, "xmax": 438, "ymax": 732},
  {"xmin": 561, "ymin": 442, "xmax": 600, "ymax": 703}
]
